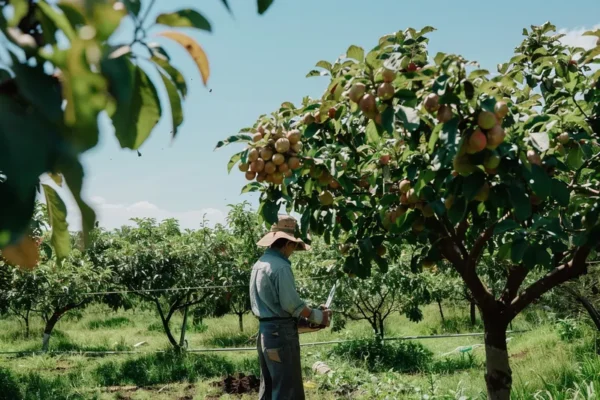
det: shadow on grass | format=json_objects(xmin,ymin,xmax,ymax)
[{"xmin": 94, "ymin": 350, "xmax": 236, "ymax": 387}]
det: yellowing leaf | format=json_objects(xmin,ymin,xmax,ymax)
[
  {"xmin": 158, "ymin": 31, "xmax": 210, "ymax": 86},
  {"xmin": 1, "ymin": 236, "xmax": 39, "ymax": 270}
]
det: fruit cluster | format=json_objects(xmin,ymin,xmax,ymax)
[
  {"xmin": 347, "ymin": 67, "xmax": 400, "ymax": 121},
  {"xmin": 238, "ymin": 124, "xmax": 303, "ymax": 185}
]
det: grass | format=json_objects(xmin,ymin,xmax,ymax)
[{"xmin": 0, "ymin": 302, "xmax": 596, "ymax": 399}]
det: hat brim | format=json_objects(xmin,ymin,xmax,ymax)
[{"xmin": 257, "ymin": 231, "xmax": 311, "ymax": 251}]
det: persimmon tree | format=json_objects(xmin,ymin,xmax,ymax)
[
  {"xmin": 0, "ymin": 0, "xmax": 275, "ymax": 267},
  {"xmin": 219, "ymin": 23, "xmax": 600, "ymax": 399}
]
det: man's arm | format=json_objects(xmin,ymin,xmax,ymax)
[{"xmin": 278, "ymin": 267, "xmax": 331, "ymax": 326}]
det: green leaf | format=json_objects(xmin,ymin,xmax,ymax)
[
  {"xmin": 316, "ymin": 60, "xmax": 332, "ymax": 71},
  {"xmin": 396, "ymin": 106, "xmax": 420, "ymax": 133},
  {"xmin": 511, "ymin": 237, "xmax": 527, "ymax": 263},
  {"xmin": 57, "ymin": 3, "xmax": 86, "ymax": 28},
  {"xmin": 0, "ymin": 68, "xmax": 10, "ymax": 82},
  {"xmin": 257, "ymin": 0, "xmax": 274, "ymax": 14},
  {"xmin": 381, "ymin": 107, "xmax": 394, "ymax": 134},
  {"xmin": 566, "ymin": 146, "xmax": 585, "ymax": 169},
  {"xmin": 509, "ymin": 184, "xmax": 532, "ymax": 221},
  {"xmin": 58, "ymin": 157, "xmax": 96, "ymax": 247},
  {"xmin": 346, "ymin": 45, "xmax": 364, "ymax": 62},
  {"xmin": 156, "ymin": 68, "xmax": 183, "ymax": 139},
  {"xmin": 9, "ymin": 0, "xmax": 29, "ymax": 27},
  {"xmin": 156, "ymin": 9, "xmax": 211, "ymax": 31},
  {"xmin": 463, "ymin": 173, "xmax": 485, "ymax": 201},
  {"xmin": 497, "ymin": 242, "xmax": 511, "ymax": 261},
  {"xmin": 151, "ymin": 56, "xmax": 187, "ymax": 99},
  {"xmin": 42, "ymin": 184, "xmax": 70, "ymax": 260},
  {"xmin": 37, "ymin": 0, "xmax": 76, "ymax": 40},
  {"xmin": 122, "ymin": 0, "xmax": 141, "ymax": 16},
  {"xmin": 215, "ymin": 134, "xmax": 253, "ymax": 149},
  {"xmin": 241, "ymin": 182, "xmax": 262, "ymax": 194},
  {"xmin": 11, "ymin": 62, "xmax": 63, "ymax": 124},
  {"xmin": 414, "ymin": 170, "xmax": 435, "ymax": 196},
  {"xmin": 111, "ymin": 64, "xmax": 162, "ymax": 150},
  {"xmin": 262, "ymin": 200, "xmax": 279, "ymax": 225},
  {"xmin": 220, "ymin": 0, "xmax": 232, "ymax": 13},
  {"xmin": 468, "ymin": 69, "xmax": 490, "ymax": 80},
  {"xmin": 439, "ymin": 117, "xmax": 459, "ymax": 148},
  {"xmin": 551, "ymin": 180, "xmax": 570, "ymax": 206},
  {"xmin": 527, "ymin": 164, "xmax": 552, "ymax": 199},
  {"xmin": 227, "ymin": 151, "xmax": 243, "ymax": 173},
  {"xmin": 494, "ymin": 219, "xmax": 519, "ymax": 235},
  {"xmin": 448, "ymin": 196, "xmax": 467, "ymax": 225},
  {"xmin": 365, "ymin": 120, "xmax": 380, "ymax": 144},
  {"xmin": 428, "ymin": 124, "xmax": 441, "ymax": 152},
  {"xmin": 480, "ymin": 98, "xmax": 497, "ymax": 113}
]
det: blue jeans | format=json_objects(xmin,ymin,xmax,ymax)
[{"xmin": 257, "ymin": 319, "xmax": 305, "ymax": 400}]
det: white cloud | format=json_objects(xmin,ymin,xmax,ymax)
[
  {"xmin": 38, "ymin": 175, "xmax": 227, "ymax": 231},
  {"xmin": 559, "ymin": 25, "xmax": 599, "ymax": 51}
]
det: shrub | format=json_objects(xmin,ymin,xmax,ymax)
[
  {"xmin": 0, "ymin": 367, "xmax": 22, "ymax": 400},
  {"xmin": 556, "ymin": 318, "xmax": 583, "ymax": 341},
  {"xmin": 330, "ymin": 339, "xmax": 433, "ymax": 373},
  {"xmin": 87, "ymin": 317, "xmax": 132, "ymax": 330},
  {"xmin": 94, "ymin": 350, "xmax": 235, "ymax": 386}
]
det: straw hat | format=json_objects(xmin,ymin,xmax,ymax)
[{"xmin": 257, "ymin": 215, "xmax": 310, "ymax": 251}]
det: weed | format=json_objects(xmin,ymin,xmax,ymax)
[{"xmin": 87, "ymin": 316, "xmax": 132, "ymax": 330}]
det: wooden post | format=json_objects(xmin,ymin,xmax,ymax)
[{"xmin": 179, "ymin": 293, "xmax": 191, "ymax": 349}]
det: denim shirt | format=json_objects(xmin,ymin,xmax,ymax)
[{"xmin": 249, "ymin": 249, "xmax": 306, "ymax": 319}]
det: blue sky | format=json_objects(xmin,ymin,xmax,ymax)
[{"xmin": 53, "ymin": 0, "xmax": 600, "ymax": 230}]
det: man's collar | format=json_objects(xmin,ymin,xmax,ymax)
[{"xmin": 265, "ymin": 248, "xmax": 291, "ymax": 264}]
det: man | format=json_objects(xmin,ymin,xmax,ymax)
[{"xmin": 250, "ymin": 215, "xmax": 332, "ymax": 400}]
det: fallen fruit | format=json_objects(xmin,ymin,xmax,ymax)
[
  {"xmin": 469, "ymin": 130, "xmax": 487, "ymax": 153},
  {"xmin": 349, "ymin": 82, "xmax": 367, "ymax": 103},
  {"xmin": 494, "ymin": 101, "xmax": 509, "ymax": 120},
  {"xmin": 478, "ymin": 111, "xmax": 497, "ymax": 130},
  {"xmin": 424, "ymin": 93, "xmax": 440, "ymax": 113},
  {"xmin": 275, "ymin": 138, "xmax": 290, "ymax": 153},
  {"xmin": 377, "ymin": 82, "xmax": 395, "ymax": 100}
]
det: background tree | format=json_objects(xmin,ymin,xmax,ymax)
[
  {"xmin": 98, "ymin": 218, "xmax": 222, "ymax": 349},
  {"xmin": 0, "ymin": 0, "xmax": 275, "ymax": 266},
  {"xmin": 219, "ymin": 23, "xmax": 600, "ymax": 399}
]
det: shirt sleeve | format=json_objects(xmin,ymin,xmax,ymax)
[{"xmin": 276, "ymin": 266, "xmax": 307, "ymax": 318}]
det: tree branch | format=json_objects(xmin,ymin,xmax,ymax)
[
  {"xmin": 509, "ymin": 245, "xmax": 593, "ymax": 319},
  {"xmin": 499, "ymin": 265, "xmax": 529, "ymax": 305}
]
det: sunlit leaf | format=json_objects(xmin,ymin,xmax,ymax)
[
  {"xmin": 156, "ymin": 9, "xmax": 211, "ymax": 31},
  {"xmin": 159, "ymin": 31, "xmax": 210, "ymax": 86},
  {"xmin": 42, "ymin": 184, "xmax": 70, "ymax": 260},
  {"xmin": 157, "ymin": 68, "xmax": 183, "ymax": 139}
]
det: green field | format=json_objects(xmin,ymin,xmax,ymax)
[{"xmin": 0, "ymin": 301, "xmax": 597, "ymax": 399}]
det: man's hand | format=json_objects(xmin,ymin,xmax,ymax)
[{"xmin": 318, "ymin": 304, "xmax": 332, "ymax": 328}]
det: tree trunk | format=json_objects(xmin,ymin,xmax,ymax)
[
  {"xmin": 437, "ymin": 300, "xmax": 445, "ymax": 324},
  {"xmin": 238, "ymin": 313, "xmax": 244, "ymax": 332},
  {"xmin": 154, "ymin": 299, "xmax": 180, "ymax": 349},
  {"xmin": 470, "ymin": 300, "xmax": 477, "ymax": 326},
  {"xmin": 564, "ymin": 287, "xmax": 600, "ymax": 331},
  {"xmin": 42, "ymin": 311, "xmax": 62, "ymax": 352},
  {"xmin": 25, "ymin": 311, "xmax": 30, "ymax": 338},
  {"xmin": 378, "ymin": 316, "xmax": 385, "ymax": 340},
  {"xmin": 483, "ymin": 320, "xmax": 512, "ymax": 400}
]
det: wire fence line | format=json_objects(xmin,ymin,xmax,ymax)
[
  {"xmin": 80, "ymin": 276, "xmax": 331, "ymax": 296},
  {"xmin": 0, "ymin": 330, "xmax": 528, "ymax": 357}
]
